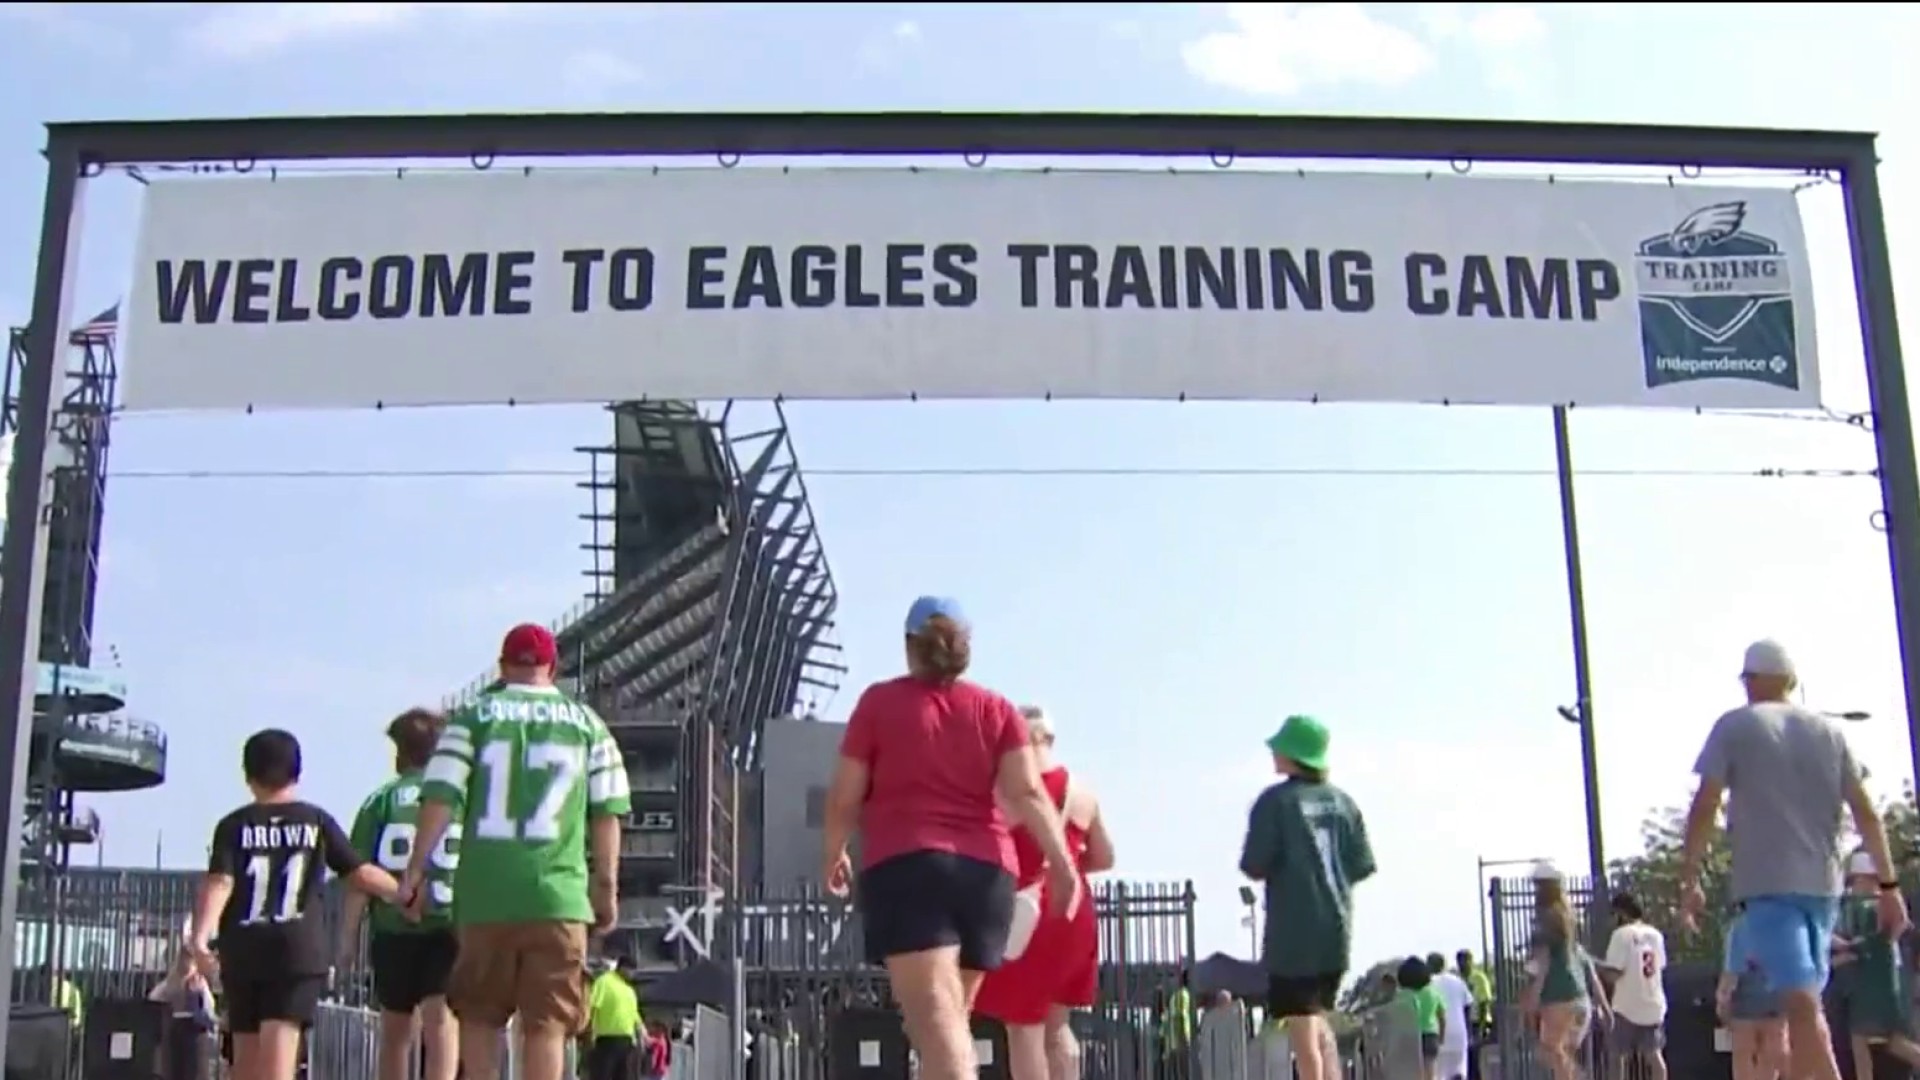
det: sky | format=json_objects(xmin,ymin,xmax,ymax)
[{"xmin": 2, "ymin": 1, "xmax": 1919, "ymax": 973}]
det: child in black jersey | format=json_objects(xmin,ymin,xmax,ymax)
[{"xmin": 188, "ymin": 728, "xmax": 405, "ymax": 1080}]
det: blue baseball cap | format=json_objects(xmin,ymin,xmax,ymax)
[{"xmin": 905, "ymin": 596, "xmax": 967, "ymax": 635}]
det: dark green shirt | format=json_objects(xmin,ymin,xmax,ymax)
[
  {"xmin": 1842, "ymin": 895, "xmax": 1905, "ymax": 1022},
  {"xmin": 350, "ymin": 771, "xmax": 456, "ymax": 933},
  {"xmin": 1533, "ymin": 917, "xmax": 1586, "ymax": 1005},
  {"xmin": 1239, "ymin": 778, "xmax": 1376, "ymax": 977}
]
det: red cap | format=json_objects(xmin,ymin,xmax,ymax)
[{"xmin": 501, "ymin": 623, "xmax": 558, "ymax": 667}]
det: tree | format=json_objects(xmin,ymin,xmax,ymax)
[
  {"xmin": 1609, "ymin": 784, "xmax": 1920, "ymax": 965},
  {"xmin": 1607, "ymin": 805, "xmax": 1732, "ymax": 965}
]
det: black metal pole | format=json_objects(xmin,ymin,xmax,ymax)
[
  {"xmin": 1476, "ymin": 859, "xmax": 1490, "ymax": 964},
  {"xmin": 1842, "ymin": 149, "xmax": 1920, "ymax": 797},
  {"xmin": 0, "ymin": 138, "xmax": 86, "ymax": 1060},
  {"xmin": 1554, "ymin": 406, "xmax": 1609, "ymax": 910}
]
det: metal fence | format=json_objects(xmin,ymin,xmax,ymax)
[
  {"xmin": 1187, "ymin": 997, "xmax": 1422, "ymax": 1080},
  {"xmin": 1486, "ymin": 873, "xmax": 1735, "ymax": 1080},
  {"xmin": 715, "ymin": 879, "xmax": 1196, "ymax": 1080},
  {"xmin": 11, "ymin": 869, "xmax": 1196, "ymax": 1080},
  {"xmin": 1487, "ymin": 872, "xmax": 1635, "ymax": 1080}
]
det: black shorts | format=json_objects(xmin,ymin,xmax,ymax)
[
  {"xmin": 858, "ymin": 851, "xmax": 1016, "ymax": 971},
  {"xmin": 225, "ymin": 974, "xmax": 326, "ymax": 1034},
  {"xmin": 1421, "ymin": 1033, "xmax": 1441, "ymax": 1060},
  {"xmin": 371, "ymin": 930, "xmax": 460, "ymax": 1013},
  {"xmin": 1267, "ymin": 972, "xmax": 1343, "ymax": 1018}
]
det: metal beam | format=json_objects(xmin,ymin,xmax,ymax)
[
  {"xmin": 2, "ymin": 110, "xmax": 1912, "ymax": 1065},
  {"xmin": 51, "ymin": 112, "xmax": 1874, "ymax": 170},
  {"xmin": 0, "ymin": 138, "xmax": 86, "ymax": 1057},
  {"xmin": 1845, "ymin": 152, "xmax": 1920, "ymax": 791}
]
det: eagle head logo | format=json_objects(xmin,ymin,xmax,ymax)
[{"xmin": 1668, "ymin": 201, "xmax": 1747, "ymax": 256}]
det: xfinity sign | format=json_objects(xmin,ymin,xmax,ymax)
[{"xmin": 663, "ymin": 887, "xmax": 724, "ymax": 961}]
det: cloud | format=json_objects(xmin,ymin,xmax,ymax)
[
  {"xmin": 1182, "ymin": 3, "xmax": 1437, "ymax": 97},
  {"xmin": 1182, "ymin": 2, "xmax": 1554, "ymax": 98},
  {"xmin": 562, "ymin": 49, "xmax": 645, "ymax": 100},
  {"xmin": 1417, "ymin": 3, "xmax": 1549, "ymax": 92},
  {"xmin": 180, "ymin": 2, "xmax": 592, "ymax": 59},
  {"xmin": 857, "ymin": 19, "xmax": 924, "ymax": 73}
]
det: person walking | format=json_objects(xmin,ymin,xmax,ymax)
[
  {"xmin": 584, "ymin": 959, "xmax": 642, "ymax": 1080},
  {"xmin": 1599, "ymin": 892, "xmax": 1668, "ymax": 1080},
  {"xmin": 1835, "ymin": 850, "xmax": 1920, "ymax": 1080},
  {"xmin": 341, "ymin": 708, "xmax": 462, "ymax": 1080},
  {"xmin": 406, "ymin": 622, "xmax": 633, "ymax": 1080},
  {"xmin": 1239, "ymin": 715, "xmax": 1376, "ymax": 1080},
  {"xmin": 820, "ymin": 597, "xmax": 1079, "ymax": 1080},
  {"xmin": 973, "ymin": 706, "xmax": 1117, "ymax": 1080},
  {"xmin": 1679, "ymin": 640, "xmax": 1908, "ymax": 1080},
  {"xmin": 187, "ymin": 729, "xmax": 403, "ymax": 1080},
  {"xmin": 1521, "ymin": 862, "xmax": 1612, "ymax": 1080},
  {"xmin": 1426, "ymin": 953, "xmax": 1472, "ymax": 1080}
]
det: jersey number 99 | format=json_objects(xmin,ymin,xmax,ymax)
[{"xmin": 376, "ymin": 822, "xmax": 461, "ymax": 907}]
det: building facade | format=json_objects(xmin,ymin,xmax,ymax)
[{"xmin": 446, "ymin": 401, "xmax": 840, "ymax": 967}]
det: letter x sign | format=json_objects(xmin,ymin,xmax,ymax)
[{"xmin": 664, "ymin": 887, "xmax": 725, "ymax": 960}]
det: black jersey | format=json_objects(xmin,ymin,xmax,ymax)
[{"xmin": 208, "ymin": 800, "xmax": 363, "ymax": 977}]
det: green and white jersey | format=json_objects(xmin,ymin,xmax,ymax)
[
  {"xmin": 350, "ymin": 771, "xmax": 457, "ymax": 934},
  {"xmin": 420, "ymin": 683, "xmax": 631, "ymax": 926}
]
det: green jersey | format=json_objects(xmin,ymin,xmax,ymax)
[
  {"xmin": 1843, "ymin": 895, "xmax": 1906, "ymax": 1025},
  {"xmin": 1533, "ymin": 917, "xmax": 1587, "ymax": 1004},
  {"xmin": 420, "ymin": 683, "xmax": 632, "ymax": 926},
  {"xmin": 1400, "ymin": 985, "xmax": 1444, "ymax": 1035},
  {"xmin": 350, "ymin": 771, "xmax": 457, "ymax": 933},
  {"xmin": 1239, "ymin": 778, "xmax": 1376, "ymax": 977}
]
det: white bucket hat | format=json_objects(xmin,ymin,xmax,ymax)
[{"xmin": 1530, "ymin": 860, "xmax": 1564, "ymax": 882}]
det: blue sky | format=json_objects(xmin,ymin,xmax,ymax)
[{"xmin": 2, "ymin": 2, "xmax": 1918, "ymax": 970}]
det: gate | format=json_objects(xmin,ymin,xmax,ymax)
[
  {"xmin": 1486, "ymin": 873, "xmax": 1705, "ymax": 1080},
  {"xmin": 723, "ymin": 879, "xmax": 1195, "ymax": 1080},
  {"xmin": 8, "ymin": 870, "xmax": 1193, "ymax": 1080},
  {"xmin": 1488, "ymin": 872, "xmax": 1609, "ymax": 1080}
]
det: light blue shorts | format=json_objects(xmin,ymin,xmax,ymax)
[{"xmin": 1728, "ymin": 894, "xmax": 1841, "ymax": 994}]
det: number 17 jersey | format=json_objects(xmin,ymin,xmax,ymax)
[{"xmin": 419, "ymin": 683, "xmax": 632, "ymax": 926}]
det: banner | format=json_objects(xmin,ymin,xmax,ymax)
[{"xmin": 122, "ymin": 169, "xmax": 1820, "ymax": 411}]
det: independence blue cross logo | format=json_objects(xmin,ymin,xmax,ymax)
[{"xmin": 1635, "ymin": 201, "xmax": 1800, "ymax": 391}]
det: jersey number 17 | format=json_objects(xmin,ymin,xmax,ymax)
[{"xmin": 474, "ymin": 740, "xmax": 587, "ymax": 841}]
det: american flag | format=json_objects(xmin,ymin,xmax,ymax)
[{"xmin": 67, "ymin": 303, "xmax": 117, "ymax": 346}]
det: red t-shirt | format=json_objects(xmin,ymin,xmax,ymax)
[{"xmin": 839, "ymin": 676, "xmax": 1028, "ymax": 873}]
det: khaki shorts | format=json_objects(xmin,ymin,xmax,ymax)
[{"xmin": 447, "ymin": 921, "xmax": 588, "ymax": 1034}]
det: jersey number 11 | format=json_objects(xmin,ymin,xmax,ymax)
[{"xmin": 243, "ymin": 852, "xmax": 308, "ymax": 924}]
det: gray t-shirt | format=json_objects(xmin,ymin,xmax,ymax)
[{"xmin": 1693, "ymin": 701, "xmax": 1859, "ymax": 899}]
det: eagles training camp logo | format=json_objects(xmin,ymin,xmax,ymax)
[{"xmin": 1636, "ymin": 201, "xmax": 1799, "ymax": 391}]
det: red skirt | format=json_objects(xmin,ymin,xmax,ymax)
[{"xmin": 973, "ymin": 874, "xmax": 1098, "ymax": 1026}]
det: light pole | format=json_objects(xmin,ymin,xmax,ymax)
[
  {"xmin": 1553, "ymin": 406, "xmax": 1609, "ymax": 917},
  {"xmin": 1238, "ymin": 885, "xmax": 1259, "ymax": 959}
]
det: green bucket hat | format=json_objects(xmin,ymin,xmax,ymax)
[{"xmin": 1266, "ymin": 714, "xmax": 1330, "ymax": 771}]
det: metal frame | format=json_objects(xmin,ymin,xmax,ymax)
[{"xmin": 1, "ymin": 112, "xmax": 1911, "ymax": 1055}]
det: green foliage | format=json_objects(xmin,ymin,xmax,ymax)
[
  {"xmin": 1608, "ymin": 784, "xmax": 1920, "ymax": 966},
  {"xmin": 1606, "ymin": 805, "xmax": 1732, "ymax": 965}
]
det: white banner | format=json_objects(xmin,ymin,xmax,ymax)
[{"xmin": 123, "ymin": 169, "xmax": 1820, "ymax": 411}]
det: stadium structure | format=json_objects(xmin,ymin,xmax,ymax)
[
  {"xmin": 3, "ymin": 308, "xmax": 169, "ymax": 986},
  {"xmin": 447, "ymin": 401, "xmax": 842, "ymax": 966}
]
